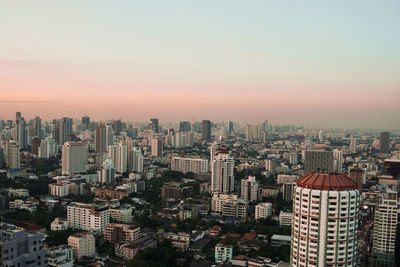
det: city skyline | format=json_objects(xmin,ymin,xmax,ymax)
[{"xmin": 1, "ymin": 1, "xmax": 399, "ymax": 129}]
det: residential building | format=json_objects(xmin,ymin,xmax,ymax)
[
  {"xmin": 211, "ymin": 148, "xmax": 234, "ymax": 193},
  {"xmin": 279, "ymin": 211, "xmax": 292, "ymax": 227},
  {"xmin": 201, "ymin": 120, "xmax": 212, "ymax": 142},
  {"xmin": 211, "ymin": 193, "xmax": 247, "ymax": 219},
  {"xmin": 68, "ymin": 232, "xmax": 96, "ymax": 259},
  {"xmin": 51, "ymin": 218, "xmax": 69, "ymax": 231},
  {"xmin": 290, "ymin": 172, "xmax": 360, "ymax": 266},
  {"xmin": 48, "ymin": 245, "xmax": 74, "ymax": 267},
  {"xmin": 67, "ymin": 202, "xmax": 110, "ymax": 233},
  {"xmin": 271, "ymin": 235, "xmax": 291, "ymax": 247},
  {"xmin": 372, "ymin": 189, "xmax": 398, "ymax": 266},
  {"xmin": 109, "ymin": 204, "xmax": 133, "ymax": 224},
  {"xmin": 379, "ymin": 132, "xmax": 390, "ymax": 153},
  {"xmin": 151, "ymin": 137, "xmax": 162, "ymax": 157},
  {"xmin": 164, "ymin": 232, "xmax": 191, "ymax": 251},
  {"xmin": 215, "ymin": 243, "xmax": 233, "ymax": 263},
  {"xmin": 108, "ymin": 144, "xmax": 127, "ymax": 173},
  {"xmin": 5, "ymin": 140, "xmax": 20, "ymax": 170},
  {"xmin": 62, "ymin": 142, "xmax": 87, "ymax": 175},
  {"xmin": 170, "ymin": 156, "xmax": 209, "ymax": 174},
  {"xmin": 282, "ymin": 182, "xmax": 296, "ymax": 202},
  {"xmin": 128, "ymin": 148, "xmax": 144, "ymax": 173},
  {"xmin": 255, "ymin": 202, "xmax": 273, "ymax": 219},
  {"xmin": 0, "ymin": 223, "xmax": 48, "ymax": 267},
  {"xmin": 98, "ymin": 159, "xmax": 115, "ymax": 184},
  {"xmin": 241, "ymin": 176, "xmax": 259, "ymax": 202},
  {"xmin": 104, "ymin": 223, "xmax": 141, "ymax": 244}
]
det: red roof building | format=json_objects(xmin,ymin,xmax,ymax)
[{"xmin": 296, "ymin": 172, "xmax": 357, "ymax": 191}]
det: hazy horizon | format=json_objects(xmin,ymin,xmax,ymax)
[{"xmin": 1, "ymin": 1, "xmax": 399, "ymax": 129}]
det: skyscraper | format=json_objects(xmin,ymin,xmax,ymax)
[
  {"xmin": 211, "ymin": 148, "xmax": 234, "ymax": 193},
  {"xmin": 95, "ymin": 124, "xmax": 107, "ymax": 153},
  {"xmin": 372, "ymin": 189, "xmax": 398, "ymax": 266},
  {"xmin": 150, "ymin": 118, "xmax": 159, "ymax": 133},
  {"xmin": 201, "ymin": 120, "xmax": 212, "ymax": 142},
  {"xmin": 14, "ymin": 113, "xmax": 27, "ymax": 149},
  {"xmin": 379, "ymin": 132, "xmax": 390, "ymax": 153},
  {"xmin": 106, "ymin": 124, "xmax": 115, "ymax": 147},
  {"xmin": 128, "ymin": 148, "xmax": 144, "ymax": 173},
  {"xmin": 151, "ymin": 137, "xmax": 163, "ymax": 157},
  {"xmin": 33, "ymin": 116, "xmax": 42, "ymax": 138},
  {"xmin": 53, "ymin": 118, "xmax": 73, "ymax": 145},
  {"xmin": 81, "ymin": 116, "xmax": 90, "ymax": 130},
  {"xmin": 62, "ymin": 142, "xmax": 87, "ymax": 175},
  {"xmin": 291, "ymin": 172, "xmax": 359, "ymax": 266},
  {"xmin": 108, "ymin": 144, "xmax": 127, "ymax": 173},
  {"xmin": 228, "ymin": 121, "xmax": 234, "ymax": 135}
]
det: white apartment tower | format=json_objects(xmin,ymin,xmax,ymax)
[
  {"xmin": 170, "ymin": 157, "xmax": 209, "ymax": 174},
  {"xmin": 291, "ymin": 172, "xmax": 360, "ymax": 267},
  {"xmin": 98, "ymin": 159, "xmax": 116, "ymax": 184},
  {"xmin": 62, "ymin": 142, "xmax": 87, "ymax": 175},
  {"xmin": 5, "ymin": 140, "xmax": 20, "ymax": 169},
  {"xmin": 128, "ymin": 147, "xmax": 143, "ymax": 173},
  {"xmin": 108, "ymin": 144, "xmax": 127, "ymax": 173},
  {"xmin": 67, "ymin": 202, "xmax": 110, "ymax": 233},
  {"xmin": 372, "ymin": 189, "xmax": 398, "ymax": 266},
  {"xmin": 241, "ymin": 176, "xmax": 259, "ymax": 202},
  {"xmin": 211, "ymin": 148, "xmax": 234, "ymax": 193}
]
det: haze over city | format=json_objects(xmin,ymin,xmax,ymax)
[{"xmin": 1, "ymin": 1, "xmax": 400, "ymax": 129}]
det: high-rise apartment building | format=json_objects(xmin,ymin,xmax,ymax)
[
  {"xmin": 98, "ymin": 159, "xmax": 115, "ymax": 184},
  {"xmin": 304, "ymin": 150, "xmax": 334, "ymax": 173},
  {"xmin": 5, "ymin": 140, "xmax": 20, "ymax": 169},
  {"xmin": 14, "ymin": 113, "xmax": 27, "ymax": 149},
  {"xmin": 211, "ymin": 148, "xmax": 234, "ymax": 193},
  {"xmin": 128, "ymin": 148, "xmax": 144, "ymax": 173},
  {"xmin": 290, "ymin": 172, "xmax": 360, "ymax": 267},
  {"xmin": 372, "ymin": 189, "xmax": 398, "ymax": 266},
  {"xmin": 201, "ymin": 120, "xmax": 212, "ymax": 142},
  {"xmin": 170, "ymin": 157, "xmax": 209, "ymax": 174},
  {"xmin": 379, "ymin": 132, "xmax": 390, "ymax": 154},
  {"xmin": 81, "ymin": 116, "xmax": 90, "ymax": 130},
  {"xmin": 0, "ymin": 223, "xmax": 48, "ymax": 267},
  {"xmin": 108, "ymin": 144, "xmax": 127, "ymax": 173},
  {"xmin": 350, "ymin": 137, "xmax": 357, "ymax": 153},
  {"xmin": 282, "ymin": 182, "xmax": 296, "ymax": 202},
  {"xmin": 228, "ymin": 121, "xmax": 234, "ymax": 135},
  {"xmin": 333, "ymin": 149, "xmax": 343, "ymax": 173},
  {"xmin": 151, "ymin": 137, "xmax": 162, "ymax": 157},
  {"xmin": 38, "ymin": 137, "xmax": 56, "ymax": 159},
  {"xmin": 67, "ymin": 202, "xmax": 110, "ymax": 233},
  {"xmin": 62, "ymin": 142, "xmax": 87, "ymax": 175},
  {"xmin": 240, "ymin": 176, "xmax": 259, "ymax": 202}
]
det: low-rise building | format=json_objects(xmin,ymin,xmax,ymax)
[
  {"xmin": 215, "ymin": 243, "xmax": 233, "ymax": 263},
  {"xmin": 271, "ymin": 234, "xmax": 291, "ymax": 247},
  {"xmin": 255, "ymin": 202, "xmax": 273, "ymax": 220},
  {"xmin": 164, "ymin": 232, "xmax": 191, "ymax": 251},
  {"xmin": 279, "ymin": 211, "xmax": 292, "ymax": 227},
  {"xmin": 48, "ymin": 245, "xmax": 74, "ymax": 267},
  {"xmin": 211, "ymin": 193, "xmax": 247, "ymax": 219},
  {"xmin": 68, "ymin": 232, "xmax": 96, "ymax": 259},
  {"xmin": 109, "ymin": 204, "xmax": 133, "ymax": 224},
  {"xmin": 104, "ymin": 223, "xmax": 141, "ymax": 244},
  {"xmin": 51, "ymin": 218, "xmax": 69, "ymax": 231},
  {"xmin": 115, "ymin": 236, "xmax": 157, "ymax": 260}
]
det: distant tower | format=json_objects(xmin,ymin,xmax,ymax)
[
  {"xmin": 150, "ymin": 118, "xmax": 159, "ymax": 133},
  {"xmin": 201, "ymin": 120, "xmax": 212, "ymax": 142},
  {"xmin": 5, "ymin": 140, "xmax": 20, "ymax": 169},
  {"xmin": 241, "ymin": 176, "xmax": 259, "ymax": 202},
  {"xmin": 108, "ymin": 144, "xmax": 127, "ymax": 173},
  {"xmin": 379, "ymin": 132, "xmax": 390, "ymax": 153},
  {"xmin": 290, "ymin": 172, "xmax": 359, "ymax": 266},
  {"xmin": 318, "ymin": 129, "xmax": 325, "ymax": 143},
  {"xmin": 33, "ymin": 116, "xmax": 42, "ymax": 138},
  {"xmin": 95, "ymin": 124, "xmax": 107, "ymax": 153},
  {"xmin": 350, "ymin": 137, "xmax": 357, "ymax": 153},
  {"xmin": 228, "ymin": 121, "xmax": 234, "ymax": 135},
  {"xmin": 211, "ymin": 148, "xmax": 234, "ymax": 193},
  {"xmin": 179, "ymin": 121, "xmax": 191, "ymax": 132},
  {"xmin": 151, "ymin": 138, "xmax": 163, "ymax": 157},
  {"xmin": 129, "ymin": 148, "xmax": 144, "ymax": 173},
  {"xmin": 81, "ymin": 116, "xmax": 90, "ymax": 130},
  {"xmin": 14, "ymin": 112, "xmax": 27, "ymax": 149}
]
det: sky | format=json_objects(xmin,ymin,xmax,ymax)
[{"xmin": 1, "ymin": 1, "xmax": 399, "ymax": 129}]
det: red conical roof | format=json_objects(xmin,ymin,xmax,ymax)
[{"xmin": 296, "ymin": 172, "xmax": 357, "ymax": 191}]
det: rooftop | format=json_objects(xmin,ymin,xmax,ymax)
[{"xmin": 296, "ymin": 172, "xmax": 357, "ymax": 191}]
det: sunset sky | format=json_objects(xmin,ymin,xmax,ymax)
[{"xmin": 1, "ymin": 1, "xmax": 399, "ymax": 128}]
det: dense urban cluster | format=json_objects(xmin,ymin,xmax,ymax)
[{"xmin": 0, "ymin": 112, "xmax": 399, "ymax": 267}]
